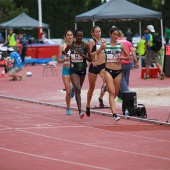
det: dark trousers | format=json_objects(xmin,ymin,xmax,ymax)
[{"xmin": 21, "ymin": 46, "xmax": 27, "ymax": 63}]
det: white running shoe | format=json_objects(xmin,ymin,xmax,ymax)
[{"xmin": 114, "ymin": 116, "xmax": 120, "ymax": 122}]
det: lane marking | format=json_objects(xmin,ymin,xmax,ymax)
[
  {"xmin": 15, "ymin": 129, "xmax": 170, "ymax": 161},
  {"xmin": 0, "ymin": 107, "xmax": 170, "ymax": 143},
  {"xmin": 0, "ymin": 147, "xmax": 111, "ymax": 170}
]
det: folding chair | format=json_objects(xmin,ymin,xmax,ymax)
[{"xmin": 43, "ymin": 55, "xmax": 58, "ymax": 76}]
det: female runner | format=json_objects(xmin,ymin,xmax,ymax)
[
  {"xmin": 58, "ymin": 30, "xmax": 74, "ymax": 115},
  {"xmin": 95, "ymin": 26, "xmax": 129, "ymax": 121}
]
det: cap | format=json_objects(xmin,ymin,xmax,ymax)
[
  {"xmin": 8, "ymin": 28, "xmax": 13, "ymax": 31},
  {"xmin": 147, "ymin": 25, "xmax": 155, "ymax": 32},
  {"xmin": 7, "ymin": 47, "xmax": 14, "ymax": 51}
]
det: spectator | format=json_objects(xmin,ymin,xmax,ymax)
[
  {"xmin": 0, "ymin": 31, "xmax": 4, "ymax": 43},
  {"xmin": 7, "ymin": 47, "xmax": 24, "ymax": 81},
  {"xmin": 164, "ymin": 26, "xmax": 170, "ymax": 45},
  {"xmin": 117, "ymin": 30, "xmax": 138, "ymax": 102},
  {"xmin": 134, "ymin": 32, "xmax": 140, "ymax": 37},
  {"xmin": 125, "ymin": 27, "xmax": 133, "ymax": 43},
  {"xmin": 19, "ymin": 31, "xmax": 27, "ymax": 64},
  {"xmin": 137, "ymin": 36, "xmax": 146, "ymax": 67},
  {"xmin": 7, "ymin": 28, "xmax": 17, "ymax": 51},
  {"xmin": 144, "ymin": 25, "xmax": 164, "ymax": 80},
  {"xmin": 42, "ymin": 31, "xmax": 47, "ymax": 40}
]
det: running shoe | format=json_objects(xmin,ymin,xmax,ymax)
[
  {"xmin": 98, "ymin": 98, "xmax": 104, "ymax": 108},
  {"xmin": 79, "ymin": 112, "xmax": 85, "ymax": 119},
  {"xmin": 144, "ymin": 76, "xmax": 150, "ymax": 80},
  {"xmin": 86, "ymin": 107, "xmax": 90, "ymax": 117},
  {"xmin": 117, "ymin": 97, "xmax": 122, "ymax": 103},
  {"xmin": 20, "ymin": 75, "xmax": 24, "ymax": 81},
  {"xmin": 101, "ymin": 83, "xmax": 107, "ymax": 93},
  {"xmin": 160, "ymin": 72, "xmax": 165, "ymax": 80},
  {"xmin": 70, "ymin": 86, "xmax": 75, "ymax": 98},
  {"xmin": 9, "ymin": 77, "xmax": 18, "ymax": 81},
  {"xmin": 66, "ymin": 109, "xmax": 72, "ymax": 115},
  {"xmin": 113, "ymin": 114, "xmax": 120, "ymax": 122}
]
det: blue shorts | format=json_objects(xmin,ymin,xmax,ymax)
[
  {"xmin": 62, "ymin": 66, "xmax": 70, "ymax": 76},
  {"xmin": 70, "ymin": 68, "xmax": 86, "ymax": 77}
]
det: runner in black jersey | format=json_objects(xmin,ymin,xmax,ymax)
[
  {"xmin": 64, "ymin": 29, "xmax": 92, "ymax": 119},
  {"xmin": 95, "ymin": 26, "xmax": 130, "ymax": 122},
  {"xmin": 86, "ymin": 26, "xmax": 106, "ymax": 117}
]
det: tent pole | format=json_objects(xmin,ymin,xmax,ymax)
[
  {"xmin": 93, "ymin": 21, "xmax": 95, "ymax": 27},
  {"xmin": 38, "ymin": 0, "xmax": 43, "ymax": 39},
  {"xmin": 139, "ymin": 20, "xmax": 141, "ymax": 37},
  {"xmin": 48, "ymin": 29, "xmax": 50, "ymax": 39},
  {"xmin": 5, "ymin": 29, "xmax": 7, "ymax": 43},
  {"xmin": 75, "ymin": 23, "xmax": 77, "ymax": 30},
  {"xmin": 160, "ymin": 18, "xmax": 164, "ymax": 67}
]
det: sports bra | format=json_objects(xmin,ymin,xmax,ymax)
[{"xmin": 91, "ymin": 38, "xmax": 105, "ymax": 53}]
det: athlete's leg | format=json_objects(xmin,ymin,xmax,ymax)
[
  {"xmin": 86, "ymin": 72, "xmax": 98, "ymax": 107},
  {"xmin": 62, "ymin": 75, "xmax": 71, "ymax": 109},
  {"xmin": 70, "ymin": 74, "xmax": 83, "ymax": 113}
]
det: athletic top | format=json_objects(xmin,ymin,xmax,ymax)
[
  {"xmin": 91, "ymin": 38, "xmax": 105, "ymax": 53},
  {"xmin": 8, "ymin": 33, "xmax": 17, "ymax": 46},
  {"xmin": 105, "ymin": 42, "xmax": 122, "ymax": 63},
  {"xmin": 70, "ymin": 41, "xmax": 87, "ymax": 71},
  {"xmin": 10, "ymin": 51, "xmax": 23, "ymax": 69}
]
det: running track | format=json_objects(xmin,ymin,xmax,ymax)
[{"xmin": 0, "ymin": 64, "xmax": 170, "ymax": 169}]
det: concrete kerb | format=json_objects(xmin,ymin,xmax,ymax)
[{"xmin": 0, "ymin": 94, "xmax": 170, "ymax": 126}]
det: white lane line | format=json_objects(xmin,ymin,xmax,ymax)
[
  {"xmin": 0, "ymin": 147, "xmax": 111, "ymax": 170},
  {"xmin": 0, "ymin": 107, "xmax": 170, "ymax": 143},
  {"xmin": 88, "ymin": 126, "xmax": 170, "ymax": 143},
  {"xmin": 16, "ymin": 129, "xmax": 170, "ymax": 161}
]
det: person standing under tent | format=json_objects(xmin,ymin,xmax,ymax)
[
  {"xmin": 58, "ymin": 30, "xmax": 74, "ymax": 115},
  {"xmin": 64, "ymin": 29, "xmax": 92, "ymax": 119},
  {"xmin": 19, "ymin": 31, "xmax": 27, "ymax": 64},
  {"xmin": 7, "ymin": 28, "xmax": 17, "ymax": 52},
  {"xmin": 125, "ymin": 27, "xmax": 133, "ymax": 43}
]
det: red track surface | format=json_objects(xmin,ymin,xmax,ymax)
[{"xmin": 0, "ymin": 64, "xmax": 170, "ymax": 170}]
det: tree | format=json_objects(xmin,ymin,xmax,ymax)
[
  {"xmin": 0, "ymin": 0, "xmax": 28, "ymax": 23},
  {"xmin": 2, "ymin": 0, "xmax": 170, "ymax": 38}
]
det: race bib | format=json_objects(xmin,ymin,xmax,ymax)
[
  {"xmin": 106, "ymin": 50, "xmax": 120, "ymax": 62},
  {"xmin": 70, "ymin": 50, "xmax": 83, "ymax": 63}
]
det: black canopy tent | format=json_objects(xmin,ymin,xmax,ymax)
[
  {"xmin": 75, "ymin": 0, "xmax": 163, "ymax": 38},
  {"xmin": 0, "ymin": 12, "xmax": 50, "ymax": 41}
]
